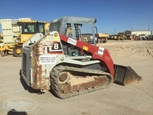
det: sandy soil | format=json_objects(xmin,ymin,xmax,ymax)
[{"xmin": 0, "ymin": 40, "xmax": 153, "ymax": 115}]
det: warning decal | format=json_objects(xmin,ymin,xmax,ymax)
[
  {"xmin": 39, "ymin": 55, "xmax": 56, "ymax": 64},
  {"xmin": 98, "ymin": 47, "xmax": 104, "ymax": 55},
  {"xmin": 67, "ymin": 37, "xmax": 77, "ymax": 45}
]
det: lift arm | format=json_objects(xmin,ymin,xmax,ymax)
[{"xmin": 59, "ymin": 34, "xmax": 115, "ymax": 78}]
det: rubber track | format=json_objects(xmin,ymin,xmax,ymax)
[{"xmin": 50, "ymin": 65, "xmax": 113, "ymax": 99}]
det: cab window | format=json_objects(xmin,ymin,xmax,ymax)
[
  {"xmin": 23, "ymin": 23, "xmax": 35, "ymax": 33},
  {"xmin": 38, "ymin": 23, "xmax": 44, "ymax": 33}
]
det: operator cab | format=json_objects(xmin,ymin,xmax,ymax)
[
  {"xmin": 17, "ymin": 22, "xmax": 45, "ymax": 35},
  {"xmin": 49, "ymin": 16, "xmax": 97, "ymax": 56},
  {"xmin": 49, "ymin": 16, "xmax": 97, "ymax": 45},
  {"xmin": 16, "ymin": 21, "xmax": 46, "ymax": 44}
]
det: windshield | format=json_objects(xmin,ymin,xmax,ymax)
[
  {"xmin": 73, "ymin": 23, "xmax": 95, "ymax": 44},
  {"xmin": 19, "ymin": 22, "xmax": 45, "ymax": 34},
  {"xmin": 23, "ymin": 23, "xmax": 35, "ymax": 33}
]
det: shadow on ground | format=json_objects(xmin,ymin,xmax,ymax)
[{"xmin": 7, "ymin": 109, "xmax": 27, "ymax": 115}]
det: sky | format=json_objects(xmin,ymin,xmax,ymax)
[{"xmin": 0, "ymin": 0, "xmax": 153, "ymax": 34}]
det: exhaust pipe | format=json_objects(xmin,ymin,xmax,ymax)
[{"xmin": 114, "ymin": 64, "xmax": 142, "ymax": 85}]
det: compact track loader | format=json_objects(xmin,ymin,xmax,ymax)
[
  {"xmin": 20, "ymin": 31, "xmax": 141, "ymax": 98},
  {"xmin": 20, "ymin": 16, "xmax": 141, "ymax": 99}
]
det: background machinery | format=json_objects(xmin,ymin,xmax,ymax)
[
  {"xmin": 20, "ymin": 16, "xmax": 142, "ymax": 99},
  {"xmin": 117, "ymin": 32, "xmax": 128, "ymax": 40},
  {"xmin": 109, "ymin": 32, "xmax": 130, "ymax": 40},
  {"xmin": 0, "ymin": 18, "xmax": 49, "ymax": 57},
  {"xmin": 96, "ymin": 33, "xmax": 109, "ymax": 43},
  {"xmin": 130, "ymin": 34, "xmax": 150, "ymax": 40}
]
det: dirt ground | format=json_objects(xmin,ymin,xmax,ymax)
[{"xmin": 0, "ymin": 40, "xmax": 153, "ymax": 115}]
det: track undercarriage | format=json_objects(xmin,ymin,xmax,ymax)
[{"xmin": 50, "ymin": 65, "xmax": 113, "ymax": 98}]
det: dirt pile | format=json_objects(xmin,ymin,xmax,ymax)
[{"xmin": 99, "ymin": 41, "xmax": 153, "ymax": 60}]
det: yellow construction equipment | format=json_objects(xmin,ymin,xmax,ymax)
[
  {"xmin": 117, "ymin": 32, "xmax": 127, "ymax": 40},
  {"xmin": 0, "ymin": 18, "xmax": 50, "ymax": 57},
  {"xmin": 0, "ymin": 33, "xmax": 2, "ymax": 43},
  {"xmin": 109, "ymin": 32, "xmax": 128, "ymax": 40},
  {"xmin": 96, "ymin": 33, "xmax": 109, "ymax": 43}
]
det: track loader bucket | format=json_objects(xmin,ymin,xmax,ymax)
[{"xmin": 114, "ymin": 64, "xmax": 142, "ymax": 85}]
